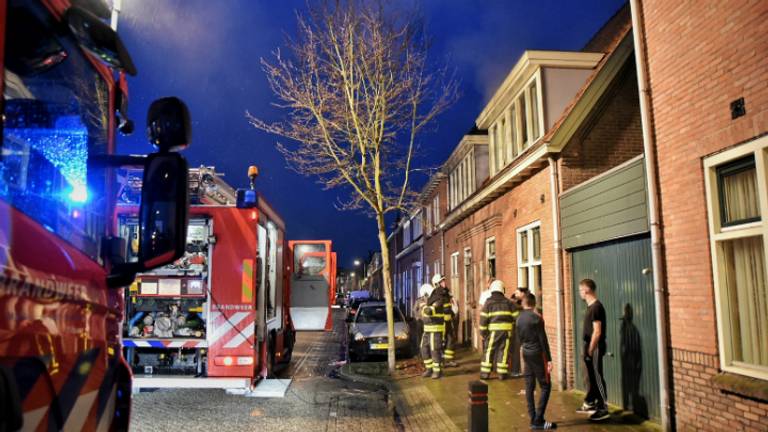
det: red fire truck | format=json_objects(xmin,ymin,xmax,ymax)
[
  {"xmin": 288, "ymin": 240, "xmax": 336, "ymax": 331},
  {"xmin": 115, "ymin": 167, "xmax": 294, "ymax": 391},
  {"xmin": 1, "ymin": 1, "xmax": 192, "ymax": 430}
]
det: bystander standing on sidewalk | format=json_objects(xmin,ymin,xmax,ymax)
[
  {"xmin": 508, "ymin": 287, "xmax": 527, "ymax": 376},
  {"xmin": 578, "ymin": 278, "xmax": 610, "ymax": 422},
  {"xmin": 517, "ymin": 293, "xmax": 556, "ymax": 430}
]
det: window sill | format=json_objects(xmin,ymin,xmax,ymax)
[{"xmin": 710, "ymin": 372, "xmax": 768, "ymax": 402}]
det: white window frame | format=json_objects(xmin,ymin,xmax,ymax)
[
  {"xmin": 485, "ymin": 237, "xmax": 496, "ymax": 279},
  {"xmin": 489, "ymin": 72, "xmax": 543, "ymax": 176},
  {"xmin": 403, "ymin": 220, "xmax": 411, "ymax": 246},
  {"xmin": 451, "ymin": 252, "xmax": 459, "ymax": 277},
  {"xmin": 517, "ymin": 221, "xmax": 542, "ymax": 294},
  {"xmin": 433, "ymin": 260, "xmax": 440, "ymax": 277},
  {"xmin": 704, "ymin": 135, "xmax": 768, "ymax": 381},
  {"xmin": 433, "ymin": 195, "xmax": 441, "ymax": 227}
]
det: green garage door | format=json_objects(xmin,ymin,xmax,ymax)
[{"xmin": 571, "ymin": 235, "xmax": 659, "ymax": 420}]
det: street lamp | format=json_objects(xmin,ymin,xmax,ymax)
[{"xmin": 353, "ymin": 259, "xmax": 361, "ymax": 267}]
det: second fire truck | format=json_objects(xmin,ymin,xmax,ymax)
[{"xmin": 115, "ymin": 166, "xmax": 295, "ymax": 391}]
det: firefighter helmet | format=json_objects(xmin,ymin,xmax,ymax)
[
  {"xmin": 419, "ymin": 283, "xmax": 434, "ymax": 298},
  {"xmin": 489, "ymin": 279, "xmax": 505, "ymax": 294},
  {"xmin": 431, "ymin": 273, "xmax": 445, "ymax": 285}
]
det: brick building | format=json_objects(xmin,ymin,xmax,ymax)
[
  {"xmin": 635, "ymin": 0, "xmax": 768, "ymax": 430},
  {"xmin": 385, "ymin": 3, "xmax": 767, "ymax": 430}
]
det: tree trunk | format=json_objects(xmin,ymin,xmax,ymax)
[{"xmin": 375, "ymin": 211, "xmax": 396, "ymax": 373}]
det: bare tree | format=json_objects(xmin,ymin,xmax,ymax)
[{"xmin": 248, "ymin": 0, "xmax": 457, "ymax": 372}]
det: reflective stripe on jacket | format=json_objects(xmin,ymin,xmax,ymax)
[{"xmin": 479, "ymin": 291, "xmax": 518, "ymax": 332}]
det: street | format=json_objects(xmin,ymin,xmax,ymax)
[{"xmin": 130, "ymin": 310, "xmax": 399, "ymax": 431}]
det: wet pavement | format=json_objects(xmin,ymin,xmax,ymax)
[
  {"xmin": 129, "ymin": 310, "xmax": 398, "ymax": 431},
  {"xmin": 393, "ymin": 347, "xmax": 660, "ymax": 432}
]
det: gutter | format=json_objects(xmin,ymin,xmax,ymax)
[
  {"xmin": 629, "ymin": 1, "xmax": 672, "ymax": 430},
  {"xmin": 548, "ymin": 156, "xmax": 566, "ymax": 391}
]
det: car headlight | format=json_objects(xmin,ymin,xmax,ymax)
[
  {"xmin": 354, "ymin": 332, "xmax": 365, "ymax": 341},
  {"xmin": 396, "ymin": 333, "xmax": 409, "ymax": 341}
]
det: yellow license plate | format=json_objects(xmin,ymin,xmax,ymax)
[{"xmin": 370, "ymin": 343, "xmax": 389, "ymax": 350}]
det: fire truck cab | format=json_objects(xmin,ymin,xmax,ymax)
[
  {"xmin": 0, "ymin": 1, "xmax": 192, "ymax": 430},
  {"xmin": 115, "ymin": 167, "xmax": 295, "ymax": 392}
]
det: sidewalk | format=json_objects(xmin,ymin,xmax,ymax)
[{"xmin": 387, "ymin": 347, "xmax": 661, "ymax": 432}]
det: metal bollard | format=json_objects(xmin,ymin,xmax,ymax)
[{"xmin": 468, "ymin": 380, "xmax": 488, "ymax": 432}]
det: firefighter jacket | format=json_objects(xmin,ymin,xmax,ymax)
[
  {"xmin": 438, "ymin": 287, "xmax": 457, "ymax": 323},
  {"xmin": 479, "ymin": 292, "xmax": 519, "ymax": 334},
  {"xmin": 421, "ymin": 290, "xmax": 446, "ymax": 333}
]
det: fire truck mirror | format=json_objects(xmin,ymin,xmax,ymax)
[
  {"xmin": 64, "ymin": 6, "xmax": 137, "ymax": 75},
  {"xmin": 138, "ymin": 152, "xmax": 190, "ymax": 271},
  {"xmin": 147, "ymin": 97, "xmax": 191, "ymax": 152}
]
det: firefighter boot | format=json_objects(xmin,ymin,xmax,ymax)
[
  {"xmin": 431, "ymin": 368, "xmax": 442, "ymax": 379},
  {"xmin": 421, "ymin": 366, "xmax": 433, "ymax": 378},
  {"xmin": 480, "ymin": 372, "xmax": 490, "ymax": 380}
]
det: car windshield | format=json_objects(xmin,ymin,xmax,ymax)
[
  {"xmin": 1, "ymin": 0, "xmax": 110, "ymax": 261},
  {"xmin": 356, "ymin": 306, "xmax": 403, "ymax": 323}
]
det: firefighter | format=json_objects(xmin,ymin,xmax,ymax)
[
  {"xmin": 479, "ymin": 280, "xmax": 517, "ymax": 380},
  {"xmin": 418, "ymin": 282, "xmax": 446, "ymax": 379},
  {"xmin": 432, "ymin": 273, "xmax": 458, "ymax": 367}
]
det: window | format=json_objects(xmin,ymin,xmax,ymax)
[
  {"xmin": 433, "ymin": 195, "xmax": 441, "ymax": 227},
  {"xmin": 529, "ymin": 82, "xmax": 540, "ymax": 141},
  {"xmin": 519, "ymin": 94, "xmax": 528, "ymax": 149},
  {"xmin": 488, "ymin": 76, "xmax": 542, "ymax": 175},
  {"xmin": 1, "ymin": 1, "xmax": 110, "ymax": 261},
  {"xmin": 486, "ymin": 237, "xmax": 496, "ymax": 279},
  {"xmin": 403, "ymin": 220, "xmax": 412, "ymax": 245},
  {"xmin": 294, "ymin": 243, "xmax": 327, "ymax": 277},
  {"xmin": 412, "ymin": 214, "xmax": 422, "ymax": 240},
  {"xmin": 509, "ymin": 105, "xmax": 518, "ymax": 159},
  {"xmin": 451, "ymin": 252, "xmax": 459, "ymax": 277},
  {"xmin": 434, "ymin": 260, "xmax": 441, "ymax": 277},
  {"xmin": 705, "ymin": 138, "xmax": 768, "ymax": 380},
  {"xmin": 424, "ymin": 204, "xmax": 432, "ymax": 233},
  {"xmin": 448, "ymin": 154, "xmax": 475, "ymax": 209},
  {"xmin": 517, "ymin": 222, "xmax": 542, "ymax": 294}
]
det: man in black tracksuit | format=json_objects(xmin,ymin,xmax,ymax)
[
  {"xmin": 517, "ymin": 293, "xmax": 556, "ymax": 430},
  {"xmin": 479, "ymin": 280, "xmax": 516, "ymax": 380},
  {"xmin": 420, "ymin": 283, "xmax": 445, "ymax": 379},
  {"xmin": 578, "ymin": 278, "xmax": 609, "ymax": 421}
]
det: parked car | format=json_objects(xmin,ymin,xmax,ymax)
[
  {"xmin": 346, "ymin": 302, "xmax": 412, "ymax": 361},
  {"xmin": 345, "ymin": 290, "xmax": 372, "ymax": 318}
]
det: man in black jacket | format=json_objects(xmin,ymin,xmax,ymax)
[
  {"xmin": 517, "ymin": 293, "xmax": 556, "ymax": 430},
  {"xmin": 479, "ymin": 280, "xmax": 516, "ymax": 380}
]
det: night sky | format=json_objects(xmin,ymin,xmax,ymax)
[{"xmin": 116, "ymin": 0, "xmax": 626, "ymax": 267}]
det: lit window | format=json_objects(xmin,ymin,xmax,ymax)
[
  {"xmin": 517, "ymin": 222, "xmax": 542, "ymax": 294},
  {"xmin": 486, "ymin": 238, "xmax": 496, "ymax": 279},
  {"xmin": 704, "ymin": 138, "xmax": 768, "ymax": 380}
]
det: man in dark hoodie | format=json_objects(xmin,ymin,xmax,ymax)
[{"xmin": 517, "ymin": 293, "xmax": 556, "ymax": 430}]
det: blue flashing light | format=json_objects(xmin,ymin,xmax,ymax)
[{"xmin": 68, "ymin": 184, "xmax": 89, "ymax": 203}]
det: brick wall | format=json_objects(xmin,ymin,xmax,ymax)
[
  {"xmin": 671, "ymin": 349, "xmax": 768, "ymax": 432},
  {"xmin": 559, "ymin": 61, "xmax": 644, "ymax": 193},
  {"xmin": 641, "ymin": 0, "xmax": 768, "ymax": 428}
]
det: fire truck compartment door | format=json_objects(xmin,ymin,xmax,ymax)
[{"xmin": 290, "ymin": 278, "xmax": 329, "ymax": 331}]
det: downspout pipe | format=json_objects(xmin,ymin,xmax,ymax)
[
  {"xmin": 630, "ymin": 2, "xmax": 672, "ymax": 430},
  {"xmin": 548, "ymin": 156, "xmax": 566, "ymax": 391}
]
